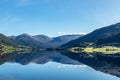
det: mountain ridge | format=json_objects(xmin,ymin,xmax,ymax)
[
  {"xmin": 61, "ymin": 22, "xmax": 120, "ymax": 48},
  {"xmin": 0, "ymin": 33, "xmax": 21, "ymax": 47},
  {"xmin": 9, "ymin": 34, "xmax": 83, "ymax": 48}
]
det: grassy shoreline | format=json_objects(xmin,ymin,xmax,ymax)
[
  {"xmin": 68, "ymin": 46, "xmax": 120, "ymax": 54},
  {"xmin": 0, "ymin": 44, "xmax": 33, "ymax": 54}
]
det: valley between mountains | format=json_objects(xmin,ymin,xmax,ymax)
[{"xmin": 1, "ymin": 22, "xmax": 120, "ymax": 55}]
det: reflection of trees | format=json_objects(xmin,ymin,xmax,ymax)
[
  {"xmin": 60, "ymin": 52, "xmax": 120, "ymax": 78},
  {"xmin": 1, "ymin": 51, "xmax": 120, "ymax": 78}
]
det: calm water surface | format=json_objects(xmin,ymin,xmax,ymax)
[{"xmin": 0, "ymin": 51, "xmax": 120, "ymax": 80}]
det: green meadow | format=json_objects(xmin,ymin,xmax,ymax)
[
  {"xmin": 0, "ymin": 45, "xmax": 33, "ymax": 54},
  {"xmin": 68, "ymin": 46, "xmax": 120, "ymax": 54}
]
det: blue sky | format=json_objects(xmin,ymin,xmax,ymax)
[{"xmin": 0, "ymin": 0, "xmax": 120, "ymax": 37}]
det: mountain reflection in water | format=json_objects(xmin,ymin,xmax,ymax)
[{"xmin": 0, "ymin": 51, "xmax": 120, "ymax": 80}]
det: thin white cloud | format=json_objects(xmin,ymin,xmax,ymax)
[
  {"xmin": 58, "ymin": 32, "xmax": 66, "ymax": 35},
  {"xmin": 16, "ymin": 0, "xmax": 30, "ymax": 6},
  {"xmin": 57, "ymin": 64, "xmax": 87, "ymax": 69},
  {"xmin": 57, "ymin": 32, "xmax": 87, "ymax": 35},
  {"xmin": 1, "ymin": 15, "xmax": 21, "ymax": 25},
  {"xmin": 78, "ymin": 32, "xmax": 87, "ymax": 35}
]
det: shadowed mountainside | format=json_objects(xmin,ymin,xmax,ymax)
[
  {"xmin": 0, "ymin": 33, "xmax": 21, "ymax": 47},
  {"xmin": 60, "ymin": 51, "xmax": 120, "ymax": 78},
  {"xmin": 61, "ymin": 23, "xmax": 120, "ymax": 48}
]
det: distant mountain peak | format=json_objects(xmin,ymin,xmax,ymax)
[
  {"xmin": 21, "ymin": 33, "xmax": 31, "ymax": 36},
  {"xmin": 7, "ymin": 33, "xmax": 83, "ymax": 48},
  {"xmin": 33, "ymin": 35, "xmax": 50, "ymax": 38},
  {"xmin": 32, "ymin": 35, "xmax": 51, "ymax": 43}
]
